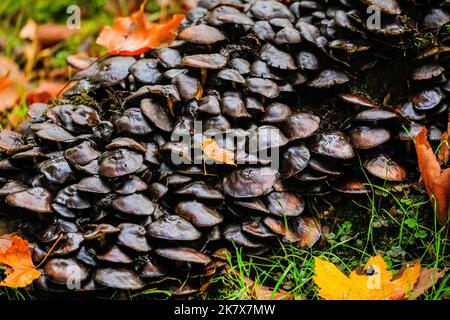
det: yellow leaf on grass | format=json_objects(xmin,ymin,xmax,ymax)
[
  {"xmin": 0, "ymin": 235, "xmax": 41, "ymax": 288},
  {"xmin": 201, "ymin": 138, "xmax": 236, "ymax": 166},
  {"xmin": 313, "ymin": 254, "xmax": 421, "ymax": 300}
]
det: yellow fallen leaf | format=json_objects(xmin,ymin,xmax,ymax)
[
  {"xmin": 313, "ymin": 254, "xmax": 421, "ymax": 300},
  {"xmin": 201, "ymin": 138, "xmax": 236, "ymax": 166}
]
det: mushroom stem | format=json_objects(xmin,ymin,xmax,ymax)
[
  {"xmin": 167, "ymin": 98, "xmax": 175, "ymax": 117},
  {"xmin": 201, "ymin": 68, "xmax": 207, "ymax": 84}
]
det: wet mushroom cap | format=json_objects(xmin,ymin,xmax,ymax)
[
  {"xmin": 175, "ymin": 200, "xmax": 224, "ymax": 227},
  {"xmin": 77, "ymin": 176, "xmax": 111, "ymax": 194},
  {"xmin": 140, "ymin": 98, "xmax": 173, "ymax": 132},
  {"xmin": 44, "ymin": 258, "xmax": 89, "ymax": 284},
  {"xmin": 6, "ymin": 187, "xmax": 53, "ymax": 213},
  {"xmin": 182, "ymin": 53, "xmax": 227, "ymax": 69},
  {"xmin": 364, "ymin": 154, "xmax": 407, "ymax": 181},
  {"xmin": 156, "ymin": 247, "xmax": 211, "ymax": 265},
  {"xmin": 283, "ymin": 113, "xmax": 320, "ymax": 141},
  {"xmin": 311, "ymin": 131, "xmax": 355, "ymax": 159},
  {"xmin": 349, "ymin": 127, "xmax": 391, "ymax": 149},
  {"xmin": 146, "ymin": 215, "xmax": 201, "ymax": 241},
  {"xmin": 223, "ymin": 167, "xmax": 277, "ymax": 198},
  {"xmin": 98, "ymin": 149, "xmax": 143, "ymax": 178},
  {"xmin": 178, "ymin": 24, "xmax": 225, "ymax": 44},
  {"xmin": 265, "ymin": 191, "xmax": 305, "ymax": 217},
  {"xmin": 223, "ymin": 224, "xmax": 265, "ymax": 248},
  {"xmin": 175, "ymin": 181, "xmax": 224, "ymax": 200},
  {"xmin": 94, "ymin": 268, "xmax": 145, "ymax": 290},
  {"xmin": 280, "ymin": 145, "xmax": 311, "ymax": 177},
  {"xmin": 112, "ymin": 194, "xmax": 156, "ymax": 216}
]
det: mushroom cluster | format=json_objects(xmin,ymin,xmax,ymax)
[{"xmin": 0, "ymin": 0, "xmax": 449, "ymax": 295}]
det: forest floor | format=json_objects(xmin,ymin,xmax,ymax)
[{"xmin": 0, "ymin": 0, "xmax": 449, "ymax": 300}]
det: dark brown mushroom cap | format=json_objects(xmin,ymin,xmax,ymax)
[
  {"xmin": 105, "ymin": 137, "xmax": 146, "ymax": 153},
  {"xmin": 146, "ymin": 215, "xmax": 201, "ymax": 241},
  {"xmin": 89, "ymin": 56, "xmax": 136, "ymax": 85},
  {"xmin": 423, "ymin": 8, "xmax": 450, "ymax": 29},
  {"xmin": 55, "ymin": 185, "xmax": 90, "ymax": 209},
  {"xmin": 253, "ymin": 20, "xmax": 275, "ymax": 41},
  {"xmin": 161, "ymin": 141, "xmax": 192, "ymax": 163},
  {"xmin": 175, "ymin": 181, "xmax": 224, "ymax": 200},
  {"xmin": 204, "ymin": 114, "xmax": 232, "ymax": 131},
  {"xmin": 410, "ymin": 89, "xmax": 442, "ymax": 111},
  {"xmin": 223, "ymin": 167, "xmax": 277, "ymax": 198},
  {"xmin": 140, "ymin": 98, "xmax": 173, "ymax": 132},
  {"xmin": 311, "ymin": 131, "xmax": 355, "ymax": 159},
  {"xmin": 245, "ymin": 97, "xmax": 264, "ymax": 111},
  {"xmin": 307, "ymin": 69, "xmax": 350, "ymax": 88},
  {"xmin": 6, "ymin": 187, "xmax": 53, "ymax": 213},
  {"xmin": 218, "ymin": 68, "xmax": 246, "ymax": 84},
  {"xmin": 52, "ymin": 232, "xmax": 84, "ymax": 256},
  {"xmin": 260, "ymin": 44, "xmax": 296, "ymax": 70},
  {"xmin": 115, "ymin": 108, "xmax": 153, "ymax": 135},
  {"xmin": 275, "ymin": 27, "xmax": 302, "ymax": 44},
  {"xmin": 156, "ymin": 247, "xmax": 211, "ymax": 265},
  {"xmin": 411, "ymin": 63, "xmax": 444, "ymax": 81},
  {"xmin": 262, "ymin": 216, "xmax": 298, "ymax": 243},
  {"xmin": 296, "ymin": 21, "xmax": 321, "ymax": 43},
  {"xmin": 71, "ymin": 105, "xmax": 100, "ymax": 127},
  {"xmin": 0, "ymin": 130, "xmax": 30, "ymax": 154},
  {"xmin": 291, "ymin": 216, "xmax": 321, "ymax": 249},
  {"xmin": 264, "ymin": 191, "xmax": 305, "ymax": 217},
  {"xmin": 172, "ymin": 74, "xmax": 202, "ymax": 100},
  {"xmin": 77, "ymin": 160, "xmax": 99, "ymax": 175},
  {"xmin": 183, "ymin": 53, "xmax": 227, "ymax": 69},
  {"xmin": 129, "ymin": 58, "xmax": 162, "ymax": 84},
  {"xmin": 0, "ymin": 181, "xmax": 28, "ymax": 196},
  {"xmin": 248, "ymin": 125, "xmax": 289, "ymax": 152},
  {"xmin": 222, "ymin": 96, "xmax": 250, "ymax": 117},
  {"xmin": 260, "ymin": 103, "xmax": 293, "ymax": 123},
  {"xmin": 179, "ymin": 24, "xmax": 225, "ymax": 44},
  {"xmin": 333, "ymin": 180, "xmax": 370, "ymax": 194},
  {"xmin": 27, "ymin": 103, "xmax": 49, "ymax": 121},
  {"xmin": 223, "ymin": 224, "xmax": 265, "ymax": 248},
  {"xmin": 247, "ymin": 78, "xmax": 280, "ymax": 98},
  {"xmin": 198, "ymin": 95, "xmax": 221, "ymax": 115},
  {"xmin": 136, "ymin": 255, "xmax": 167, "ymax": 278},
  {"xmin": 94, "ymin": 268, "xmax": 145, "ymax": 290},
  {"xmin": 296, "ymin": 170, "xmax": 328, "ymax": 182},
  {"xmin": 308, "ymin": 156, "xmax": 341, "ymax": 175},
  {"xmin": 116, "ymin": 175, "xmax": 148, "ymax": 195},
  {"xmin": 217, "ymin": 12, "xmax": 255, "ymax": 25},
  {"xmin": 364, "ymin": 154, "xmax": 407, "ymax": 181},
  {"xmin": 112, "ymin": 194, "xmax": 156, "ymax": 216},
  {"xmin": 399, "ymin": 102, "xmax": 426, "ymax": 121},
  {"xmin": 242, "ymin": 217, "xmax": 275, "ymax": 238},
  {"xmin": 251, "ymin": 60, "xmax": 280, "ymax": 79},
  {"xmin": 280, "ymin": 145, "xmax": 310, "ymax": 178},
  {"xmin": 296, "ymin": 51, "xmax": 319, "ymax": 71},
  {"xmin": 349, "ymin": 127, "xmax": 391, "ymax": 149},
  {"xmin": 97, "ymin": 245, "xmax": 133, "ymax": 264},
  {"xmin": 99, "ymin": 149, "xmax": 143, "ymax": 178},
  {"xmin": 175, "ymin": 200, "xmax": 224, "ymax": 227},
  {"xmin": 229, "ymin": 58, "xmax": 251, "ymax": 75},
  {"xmin": 340, "ymin": 94, "xmax": 380, "ymax": 108},
  {"xmin": 164, "ymin": 174, "xmax": 193, "ymax": 186},
  {"xmin": 233, "ymin": 199, "xmax": 270, "ymax": 214},
  {"xmin": 354, "ymin": 109, "xmax": 397, "ymax": 121},
  {"xmin": 65, "ymin": 141, "xmax": 100, "ymax": 166},
  {"xmin": 154, "ymin": 47, "xmax": 182, "ymax": 68},
  {"xmin": 250, "ymin": 0, "xmax": 294, "ymax": 21},
  {"xmin": 362, "ymin": 0, "xmax": 401, "ymax": 15},
  {"xmin": 11, "ymin": 147, "xmax": 44, "ymax": 160},
  {"xmin": 148, "ymin": 182, "xmax": 169, "ymax": 200},
  {"xmin": 117, "ymin": 223, "xmax": 151, "ymax": 252},
  {"xmin": 83, "ymin": 224, "xmax": 120, "ymax": 240},
  {"xmin": 77, "ymin": 176, "xmax": 111, "ymax": 194},
  {"xmin": 44, "ymin": 258, "xmax": 89, "ymax": 285},
  {"xmin": 283, "ymin": 113, "xmax": 320, "ymax": 141}
]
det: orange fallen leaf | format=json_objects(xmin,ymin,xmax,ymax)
[
  {"xmin": 201, "ymin": 138, "xmax": 237, "ymax": 166},
  {"xmin": 438, "ymin": 115, "xmax": 450, "ymax": 165},
  {"xmin": 96, "ymin": 0, "xmax": 185, "ymax": 55},
  {"xmin": 0, "ymin": 235, "xmax": 41, "ymax": 288},
  {"xmin": 415, "ymin": 127, "xmax": 450, "ymax": 225},
  {"xmin": 313, "ymin": 254, "xmax": 421, "ymax": 300},
  {"xmin": 0, "ymin": 56, "xmax": 28, "ymax": 113},
  {"xmin": 26, "ymin": 80, "xmax": 68, "ymax": 105}
]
